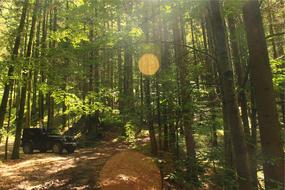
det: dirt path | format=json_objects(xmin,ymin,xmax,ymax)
[
  {"xmin": 100, "ymin": 150, "xmax": 161, "ymax": 190},
  {"xmin": 0, "ymin": 133, "xmax": 133, "ymax": 190}
]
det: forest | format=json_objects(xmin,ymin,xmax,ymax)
[{"xmin": 0, "ymin": 0, "xmax": 284, "ymax": 189}]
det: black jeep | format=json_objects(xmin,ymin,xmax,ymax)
[{"xmin": 21, "ymin": 128, "xmax": 77, "ymax": 154}]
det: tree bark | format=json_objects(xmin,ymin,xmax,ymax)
[
  {"xmin": 145, "ymin": 77, "xmax": 158, "ymax": 156},
  {"xmin": 117, "ymin": 17, "xmax": 123, "ymax": 114},
  {"xmin": 47, "ymin": 0, "xmax": 57, "ymax": 130},
  {"xmin": 173, "ymin": 6, "xmax": 198, "ymax": 183},
  {"xmin": 249, "ymin": 79, "xmax": 258, "ymax": 189},
  {"xmin": 243, "ymin": 0, "xmax": 284, "ymax": 189},
  {"xmin": 0, "ymin": 0, "xmax": 29, "ymax": 140},
  {"xmin": 39, "ymin": 0, "xmax": 49, "ymax": 128},
  {"xmin": 228, "ymin": 15, "xmax": 257, "ymax": 189},
  {"xmin": 208, "ymin": 1, "xmax": 252, "ymax": 189},
  {"xmin": 12, "ymin": 0, "xmax": 40, "ymax": 159},
  {"xmin": 228, "ymin": 16, "xmax": 250, "ymax": 139},
  {"xmin": 4, "ymin": 82, "xmax": 13, "ymax": 160}
]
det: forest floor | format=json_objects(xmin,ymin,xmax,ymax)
[{"xmin": 0, "ymin": 127, "xmax": 162, "ymax": 190}]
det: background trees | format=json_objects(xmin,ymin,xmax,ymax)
[{"xmin": 0, "ymin": 0, "xmax": 284, "ymax": 189}]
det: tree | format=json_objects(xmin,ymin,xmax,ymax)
[
  {"xmin": 208, "ymin": 1, "xmax": 252, "ymax": 189},
  {"xmin": 0, "ymin": 0, "xmax": 284, "ymax": 189},
  {"xmin": 12, "ymin": 0, "xmax": 40, "ymax": 159},
  {"xmin": 243, "ymin": 0, "xmax": 284, "ymax": 189},
  {"xmin": 0, "ymin": 0, "xmax": 29, "ymax": 140},
  {"xmin": 173, "ymin": 5, "xmax": 198, "ymax": 183}
]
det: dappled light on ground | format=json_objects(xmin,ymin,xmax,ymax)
[
  {"xmin": 100, "ymin": 150, "xmax": 161, "ymax": 190},
  {"xmin": 0, "ymin": 131, "xmax": 131, "ymax": 190}
]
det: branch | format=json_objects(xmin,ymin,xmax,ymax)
[
  {"xmin": 265, "ymin": 32, "xmax": 285, "ymax": 39},
  {"xmin": 150, "ymin": 40, "xmax": 217, "ymax": 62}
]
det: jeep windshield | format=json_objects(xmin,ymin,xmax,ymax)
[{"xmin": 46, "ymin": 128, "xmax": 61, "ymax": 135}]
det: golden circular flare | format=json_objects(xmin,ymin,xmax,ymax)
[{"xmin": 138, "ymin": 53, "xmax": 160, "ymax": 76}]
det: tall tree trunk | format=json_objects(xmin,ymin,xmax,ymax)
[
  {"xmin": 123, "ymin": 43, "xmax": 134, "ymax": 115},
  {"xmin": 61, "ymin": 0, "xmax": 70, "ymax": 130},
  {"xmin": 85, "ymin": 17, "xmax": 94, "ymax": 133},
  {"xmin": 47, "ymin": 1, "xmax": 57, "ymax": 129},
  {"xmin": 0, "ymin": 0, "xmax": 29, "ymax": 140},
  {"xmin": 140, "ymin": 73, "xmax": 144, "ymax": 126},
  {"xmin": 249, "ymin": 79, "xmax": 258, "ymax": 189},
  {"xmin": 153, "ymin": 2, "xmax": 162, "ymax": 151},
  {"xmin": 117, "ymin": 17, "xmax": 123, "ymax": 114},
  {"xmin": 161, "ymin": 16, "xmax": 170, "ymax": 152},
  {"xmin": 267, "ymin": 4, "xmax": 278, "ymax": 59},
  {"xmin": 47, "ymin": 93, "xmax": 54, "ymax": 129},
  {"xmin": 228, "ymin": 16, "xmax": 250, "ymax": 139},
  {"xmin": 122, "ymin": 2, "xmax": 134, "ymax": 118},
  {"xmin": 208, "ymin": 1, "xmax": 252, "ymax": 189},
  {"xmin": 25, "ymin": 66, "xmax": 32, "ymax": 128},
  {"xmin": 156, "ymin": 75, "xmax": 162, "ymax": 150},
  {"xmin": 173, "ymin": 6, "xmax": 198, "ymax": 183},
  {"xmin": 228, "ymin": 15, "xmax": 256, "ymax": 188},
  {"xmin": 39, "ymin": 0, "xmax": 49, "ymax": 128},
  {"xmin": 190, "ymin": 19, "xmax": 199, "ymax": 89},
  {"xmin": 141, "ymin": 1, "xmax": 158, "ymax": 156},
  {"xmin": 202, "ymin": 18, "xmax": 218, "ymax": 147},
  {"xmin": 31, "ymin": 4, "xmax": 42, "ymax": 123},
  {"xmin": 12, "ymin": 0, "xmax": 40, "ymax": 159},
  {"xmin": 243, "ymin": 0, "xmax": 284, "ymax": 189},
  {"xmin": 206, "ymin": 15, "xmax": 236, "ymax": 188},
  {"xmin": 145, "ymin": 77, "xmax": 158, "ymax": 156},
  {"xmin": 4, "ymin": 82, "xmax": 14, "ymax": 160}
]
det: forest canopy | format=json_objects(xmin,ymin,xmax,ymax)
[{"xmin": 0, "ymin": 0, "xmax": 284, "ymax": 189}]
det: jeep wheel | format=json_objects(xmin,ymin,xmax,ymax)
[
  {"xmin": 23, "ymin": 143, "xmax": 33, "ymax": 154},
  {"xmin": 67, "ymin": 147, "xmax": 75, "ymax": 154},
  {"xmin": 52, "ymin": 143, "xmax": 63, "ymax": 154}
]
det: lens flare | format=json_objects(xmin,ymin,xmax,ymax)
[{"xmin": 138, "ymin": 53, "xmax": 160, "ymax": 76}]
